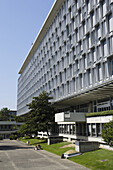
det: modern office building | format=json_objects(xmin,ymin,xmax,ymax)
[{"xmin": 17, "ymin": 0, "xmax": 113, "ymax": 142}]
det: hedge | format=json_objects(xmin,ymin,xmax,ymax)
[{"xmin": 86, "ymin": 110, "xmax": 113, "ymax": 117}]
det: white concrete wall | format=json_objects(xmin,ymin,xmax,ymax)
[
  {"xmin": 87, "ymin": 115, "xmax": 113, "ymax": 123},
  {"xmin": 55, "ymin": 112, "xmax": 64, "ymax": 122},
  {"xmin": 55, "ymin": 112, "xmax": 86, "ymax": 122}
]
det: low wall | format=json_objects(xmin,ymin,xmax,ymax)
[
  {"xmin": 75, "ymin": 141, "xmax": 99, "ymax": 153},
  {"xmin": 48, "ymin": 136, "xmax": 63, "ymax": 145},
  {"xmin": 100, "ymin": 144, "xmax": 113, "ymax": 151}
]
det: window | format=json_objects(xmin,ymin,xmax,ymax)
[
  {"xmin": 66, "ymin": 25, "xmax": 69, "ymax": 36},
  {"xmin": 92, "ymin": 48, "xmax": 96, "ymax": 63},
  {"xmin": 97, "ymin": 123, "xmax": 101, "ymax": 136},
  {"xmin": 78, "ymin": 9, "xmax": 82, "ymax": 24},
  {"xmin": 83, "ymin": 21, "xmax": 86, "ymax": 35},
  {"xmin": 96, "ymin": 6, "xmax": 101, "ymax": 22},
  {"xmin": 72, "ymin": 78, "xmax": 76, "ymax": 92},
  {"xmin": 67, "ymin": 81, "xmax": 70, "ymax": 94},
  {"xmin": 86, "ymin": 34, "xmax": 90, "ymax": 49},
  {"xmin": 91, "ymin": 30, "xmax": 95, "ymax": 45},
  {"xmin": 102, "ymin": 20, "xmax": 107, "ymax": 37},
  {"xmin": 97, "ymin": 63, "xmax": 102, "ymax": 81},
  {"xmin": 108, "ymin": 58, "xmax": 113, "ymax": 76},
  {"xmin": 88, "ymin": 69, "xmax": 92, "ymax": 85},
  {"xmin": 101, "ymin": 0, "xmax": 106, "ymax": 17},
  {"xmin": 91, "ymin": 11, "xmax": 95, "ymax": 28},
  {"xmin": 97, "ymin": 45, "xmax": 101, "ymax": 60},
  {"xmin": 108, "ymin": 13, "xmax": 113, "ymax": 33},
  {"xmin": 87, "ymin": 0, "xmax": 90, "ymax": 14},
  {"xmin": 102, "ymin": 40, "xmax": 107, "ymax": 57},
  {"xmin": 79, "ymin": 74, "xmax": 83, "ymax": 89},
  {"xmin": 83, "ymin": 54, "xmax": 87, "ymax": 69},
  {"xmin": 87, "ymin": 124, "xmax": 91, "ymax": 136},
  {"xmin": 74, "ymin": 0, "xmax": 78, "ymax": 11},
  {"xmin": 92, "ymin": 123, "xmax": 96, "ymax": 136},
  {"xmin": 75, "ymin": 29, "xmax": 78, "ymax": 42},
  {"xmin": 96, "ymin": 24, "xmax": 101, "ymax": 41},
  {"xmin": 60, "ymin": 72, "xmax": 62, "ymax": 83}
]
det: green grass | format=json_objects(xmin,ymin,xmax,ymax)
[
  {"xmin": 19, "ymin": 137, "xmax": 75, "ymax": 156},
  {"xmin": 69, "ymin": 149, "xmax": 113, "ymax": 170},
  {"xmin": 19, "ymin": 138, "xmax": 113, "ymax": 169}
]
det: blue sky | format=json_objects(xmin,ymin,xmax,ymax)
[{"xmin": 0, "ymin": 0, "xmax": 55, "ymax": 110}]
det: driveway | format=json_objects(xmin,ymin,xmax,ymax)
[{"xmin": 0, "ymin": 139, "xmax": 89, "ymax": 170}]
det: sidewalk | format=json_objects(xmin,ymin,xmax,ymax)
[{"xmin": 0, "ymin": 139, "xmax": 90, "ymax": 170}]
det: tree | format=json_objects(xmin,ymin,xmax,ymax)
[
  {"xmin": 18, "ymin": 91, "xmax": 55, "ymax": 136},
  {"xmin": 0, "ymin": 108, "xmax": 10, "ymax": 121},
  {"xmin": 102, "ymin": 120, "xmax": 113, "ymax": 146}
]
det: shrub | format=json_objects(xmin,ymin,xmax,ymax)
[
  {"xmin": 35, "ymin": 136, "xmax": 40, "ymax": 139},
  {"xmin": 13, "ymin": 135, "xmax": 18, "ymax": 140},
  {"xmin": 24, "ymin": 135, "xmax": 31, "ymax": 139},
  {"xmin": 9, "ymin": 135, "xmax": 18, "ymax": 140},
  {"xmin": 9, "ymin": 135, "xmax": 13, "ymax": 140},
  {"xmin": 41, "ymin": 137, "xmax": 45, "ymax": 140},
  {"xmin": 0, "ymin": 135, "xmax": 3, "ymax": 140},
  {"xmin": 102, "ymin": 120, "xmax": 113, "ymax": 146}
]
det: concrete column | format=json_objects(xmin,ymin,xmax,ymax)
[
  {"xmin": 110, "ymin": 97, "xmax": 112, "ymax": 110},
  {"xmin": 100, "ymin": 123, "xmax": 102, "ymax": 136}
]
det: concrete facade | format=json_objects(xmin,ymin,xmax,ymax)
[{"xmin": 17, "ymin": 0, "xmax": 113, "ymax": 142}]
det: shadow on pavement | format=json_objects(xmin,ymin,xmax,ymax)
[{"xmin": 0, "ymin": 145, "xmax": 33, "ymax": 151}]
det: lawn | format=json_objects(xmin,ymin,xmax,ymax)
[
  {"xmin": 19, "ymin": 137, "xmax": 75, "ymax": 156},
  {"xmin": 69, "ymin": 149, "xmax": 113, "ymax": 170},
  {"xmin": 19, "ymin": 137, "xmax": 113, "ymax": 170}
]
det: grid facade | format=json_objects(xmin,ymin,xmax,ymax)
[{"xmin": 17, "ymin": 0, "xmax": 113, "ymax": 115}]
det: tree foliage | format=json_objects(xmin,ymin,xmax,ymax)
[
  {"xmin": 18, "ymin": 91, "xmax": 55, "ymax": 136},
  {"xmin": 0, "ymin": 108, "xmax": 10, "ymax": 121},
  {"xmin": 102, "ymin": 120, "xmax": 113, "ymax": 146}
]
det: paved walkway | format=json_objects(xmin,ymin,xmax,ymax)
[{"xmin": 0, "ymin": 139, "xmax": 90, "ymax": 170}]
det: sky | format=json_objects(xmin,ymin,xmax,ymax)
[{"xmin": 0, "ymin": 0, "xmax": 55, "ymax": 110}]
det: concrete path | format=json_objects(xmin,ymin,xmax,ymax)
[{"xmin": 0, "ymin": 139, "xmax": 90, "ymax": 170}]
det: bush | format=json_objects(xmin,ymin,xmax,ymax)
[
  {"xmin": 9, "ymin": 135, "xmax": 13, "ymax": 140},
  {"xmin": 102, "ymin": 120, "xmax": 113, "ymax": 146},
  {"xmin": 13, "ymin": 135, "xmax": 18, "ymax": 140},
  {"xmin": 0, "ymin": 135, "xmax": 3, "ymax": 140},
  {"xmin": 41, "ymin": 137, "xmax": 45, "ymax": 140},
  {"xmin": 35, "ymin": 136, "xmax": 40, "ymax": 139},
  {"xmin": 24, "ymin": 136, "xmax": 31, "ymax": 139},
  {"xmin": 9, "ymin": 135, "xmax": 18, "ymax": 140}
]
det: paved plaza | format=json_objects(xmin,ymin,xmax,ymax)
[{"xmin": 0, "ymin": 139, "xmax": 89, "ymax": 170}]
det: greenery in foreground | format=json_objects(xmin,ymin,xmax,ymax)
[
  {"xmin": 102, "ymin": 120, "xmax": 113, "ymax": 146},
  {"xmin": 19, "ymin": 137, "xmax": 113, "ymax": 170},
  {"xmin": 70, "ymin": 149, "xmax": 113, "ymax": 170},
  {"xmin": 19, "ymin": 137, "xmax": 74, "ymax": 156}
]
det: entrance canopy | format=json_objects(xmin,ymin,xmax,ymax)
[{"xmin": 54, "ymin": 80, "xmax": 113, "ymax": 109}]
